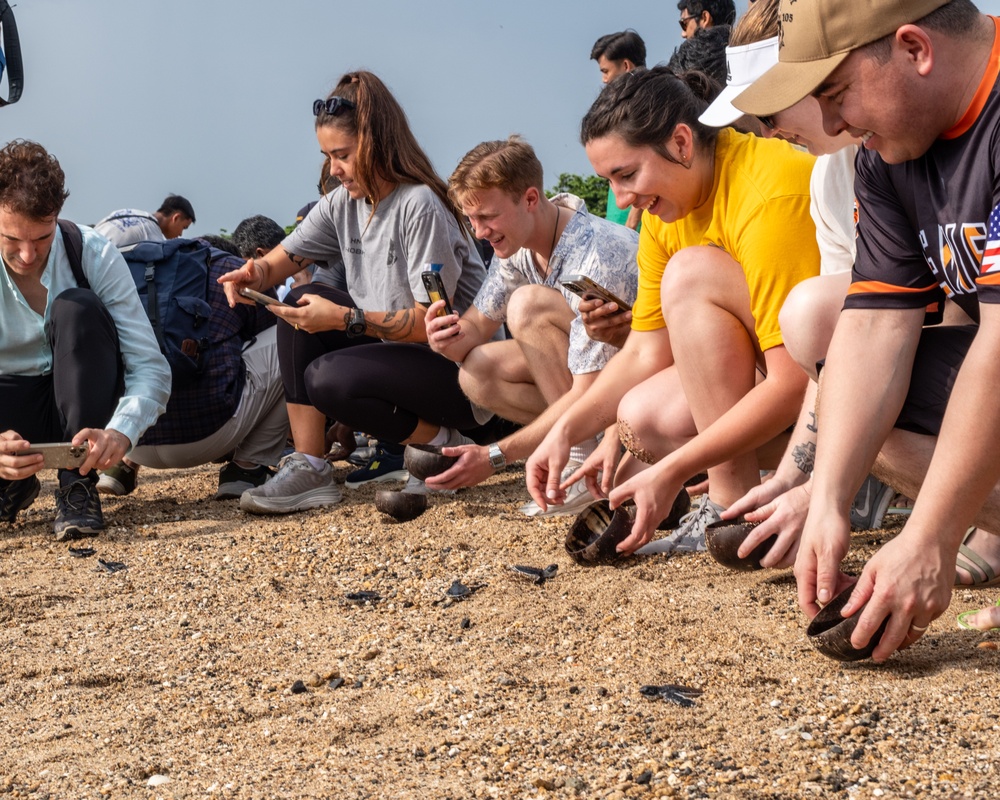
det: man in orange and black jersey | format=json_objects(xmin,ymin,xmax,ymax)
[{"xmin": 735, "ymin": 0, "xmax": 1000, "ymax": 658}]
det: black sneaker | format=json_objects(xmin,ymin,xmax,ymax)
[
  {"xmin": 54, "ymin": 478, "xmax": 105, "ymax": 541},
  {"xmin": 216, "ymin": 462, "xmax": 275, "ymax": 500},
  {"xmin": 1, "ymin": 476, "xmax": 41, "ymax": 523},
  {"xmin": 344, "ymin": 444, "xmax": 407, "ymax": 489}
]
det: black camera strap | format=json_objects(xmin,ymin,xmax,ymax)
[{"xmin": 0, "ymin": 0, "xmax": 24, "ymax": 107}]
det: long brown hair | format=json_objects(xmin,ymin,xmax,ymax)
[{"xmin": 315, "ymin": 71, "xmax": 466, "ymax": 232}]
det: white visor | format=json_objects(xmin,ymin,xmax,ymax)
[{"xmin": 699, "ymin": 36, "xmax": 780, "ymax": 127}]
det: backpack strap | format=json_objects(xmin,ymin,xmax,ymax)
[
  {"xmin": 58, "ymin": 219, "xmax": 88, "ymax": 289},
  {"xmin": 0, "ymin": 0, "xmax": 23, "ymax": 107},
  {"xmin": 144, "ymin": 260, "xmax": 163, "ymax": 351}
]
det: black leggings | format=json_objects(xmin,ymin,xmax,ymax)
[
  {"xmin": 277, "ymin": 284, "xmax": 479, "ymax": 442},
  {"xmin": 0, "ymin": 288, "xmax": 124, "ymax": 442}
]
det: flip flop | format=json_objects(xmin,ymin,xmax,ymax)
[
  {"xmin": 957, "ymin": 598, "xmax": 1000, "ymax": 631},
  {"xmin": 954, "ymin": 527, "xmax": 1000, "ymax": 588}
]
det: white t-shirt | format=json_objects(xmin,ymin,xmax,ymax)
[
  {"xmin": 282, "ymin": 182, "xmax": 486, "ymax": 316},
  {"xmin": 811, "ymin": 146, "xmax": 858, "ymax": 276}
]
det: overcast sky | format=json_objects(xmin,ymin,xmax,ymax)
[{"xmin": 5, "ymin": 0, "xmax": 1000, "ymax": 235}]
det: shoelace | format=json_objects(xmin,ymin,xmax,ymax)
[
  {"xmin": 672, "ymin": 498, "xmax": 720, "ymax": 535},
  {"xmin": 57, "ymin": 480, "xmax": 99, "ymax": 515}
]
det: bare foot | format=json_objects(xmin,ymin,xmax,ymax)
[{"xmin": 958, "ymin": 603, "xmax": 1000, "ymax": 631}]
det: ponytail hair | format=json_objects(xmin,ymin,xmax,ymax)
[
  {"xmin": 580, "ymin": 65, "xmax": 719, "ymax": 165},
  {"xmin": 315, "ymin": 71, "xmax": 467, "ymax": 232}
]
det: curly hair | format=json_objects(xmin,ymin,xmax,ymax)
[{"xmin": 0, "ymin": 139, "xmax": 70, "ymax": 219}]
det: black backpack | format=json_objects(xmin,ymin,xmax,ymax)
[{"xmin": 60, "ymin": 220, "xmax": 218, "ymax": 383}]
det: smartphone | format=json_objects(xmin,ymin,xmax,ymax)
[
  {"xmin": 22, "ymin": 442, "xmax": 88, "ymax": 470},
  {"xmin": 560, "ymin": 274, "xmax": 632, "ymax": 313},
  {"xmin": 239, "ymin": 287, "xmax": 285, "ymax": 307},
  {"xmin": 421, "ymin": 269, "xmax": 455, "ymax": 317}
]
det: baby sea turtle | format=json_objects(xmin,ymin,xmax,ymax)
[
  {"xmin": 344, "ymin": 591, "xmax": 382, "ymax": 605},
  {"xmin": 444, "ymin": 580, "xmax": 484, "ymax": 600},
  {"xmin": 509, "ymin": 564, "xmax": 559, "ymax": 585},
  {"xmin": 638, "ymin": 683, "xmax": 704, "ymax": 707},
  {"xmin": 96, "ymin": 558, "xmax": 127, "ymax": 574},
  {"xmin": 68, "ymin": 547, "xmax": 96, "ymax": 558}
]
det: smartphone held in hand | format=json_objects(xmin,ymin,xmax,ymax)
[
  {"xmin": 560, "ymin": 274, "xmax": 631, "ymax": 313},
  {"xmin": 239, "ymin": 287, "xmax": 284, "ymax": 306},
  {"xmin": 421, "ymin": 263, "xmax": 455, "ymax": 317},
  {"xmin": 22, "ymin": 442, "xmax": 88, "ymax": 470}
]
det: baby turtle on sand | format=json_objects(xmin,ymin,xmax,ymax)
[
  {"xmin": 509, "ymin": 564, "xmax": 558, "ymax": 585},
  {"xmin": 639, "ymin": 684, "xmax": 704, "ymax": 707}
]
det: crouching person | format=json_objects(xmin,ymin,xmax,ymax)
[
  {"xmin": 93, "ymin": 211, "xmax": 288, "ymax": 500},
  {"xmin": 425, "ymin": 136, "xmax": 638, "ymax": 516},
  {"xmin": 0, "ymin": 141, "xmax": 170, "ymax": 539}
]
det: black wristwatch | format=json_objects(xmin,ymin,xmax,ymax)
[
  {"xmin": 346, "ymin": 307, "xmax": 367, "ymax": 338},
  {"xmin": 488, "ymin": 443, "xmax": 506, "ymax": 471}
]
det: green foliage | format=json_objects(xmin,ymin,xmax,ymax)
[{"xmin": 546, "ymin": 173, "xmax": 610, "ymax": 217}]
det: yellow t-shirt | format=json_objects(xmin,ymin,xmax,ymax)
[{"xmin": 632, "ymin": 128, "xmax": 820, "ymax": 351}]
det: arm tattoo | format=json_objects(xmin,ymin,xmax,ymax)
[
  {"xmin": 287, "ymin": 252, "xmax": 312, "ymax": 269},
  {"xmin": 791, "ymin": 441, "xmax": 816, "ymax": 475},
  {"xmin": 365, "ymin": 309, "xmax": 417, "ymax": 340},
  {"xmin": 806, "ymin": 411, "xmax": 818, "ymax": 434}
]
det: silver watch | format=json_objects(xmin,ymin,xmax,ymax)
[{"xmin": 487, "ymin": 443, "xmax": 506, "ymax": 471}]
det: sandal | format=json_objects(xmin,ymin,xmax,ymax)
[
  {"xmin": 955, "ymin": 527, "xmax": 1000, "ymax": 588},
  {"xmin": 957, "ymin": 598, "xmax": 1000, "ymax": 631}
]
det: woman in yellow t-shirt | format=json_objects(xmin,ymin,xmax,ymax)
[{"xmin": 525, "ymin": 66, "xmax": 820, "ymax": 552}]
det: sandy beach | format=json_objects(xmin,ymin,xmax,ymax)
[{"xmin": 1, "ymin": 461, "xmax": 997, "ymax": 799}]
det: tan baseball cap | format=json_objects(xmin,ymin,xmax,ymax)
[{"xmin": 734, "ymin": 0, "xmax": 952, "ymax": 116}]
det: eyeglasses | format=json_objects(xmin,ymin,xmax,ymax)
[
  {"xmin": 678, "ymin": 14, "xmax": 697, "ymax": 32},
  {"xmin": 312, "ymin": 96, "xmax": 356, "ymax": 117},
  {"xmin": 755, "ymin": 114, "xmax": 776, "ymax": 131}
]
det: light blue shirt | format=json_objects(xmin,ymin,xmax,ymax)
[{"xmin": 0, "ymin": 224, "xmax": 171, "ymax": 445}]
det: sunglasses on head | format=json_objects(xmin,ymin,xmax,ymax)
[{"xmin": 312, "ymin": 96, "xmax": 356, "ymax": 117}]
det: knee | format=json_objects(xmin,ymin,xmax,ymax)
[
  {"xmin": 779, "ymin": 276, "xmax": 844, "ymax": 374},
  {"xmin": 617, "ymin": 385, "xmax": 658, "ymax": 439},
  {"xmin": 303, "ymin": 357, "xmax": 347, "ymax": 410},
  {"xmin": 506, "ymin": 284, "xmax": 567, "ymax": 337},
  {"xmin": 50, "ymin": 287, "xmax": 106, "ymax": 323},
  {"xmin": 458, "ymin": 348, "xmax": 495, "ymax": 404},
  {"xmin": 617, "ymin": 381, "xmax": 690, "ymax": 456},
  {"xmin": 659, "ymin": 246, "xmax": 720, "ymax": 318}
]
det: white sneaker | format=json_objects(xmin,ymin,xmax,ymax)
[
  {"xmin": 636, "ymin": 497, "xmax": 723, "ymax": 555},
  {"xmin": 520, "ymin": 460, "xmax": 595, "ymax": 518},
  {"xmin": 240, "ymin": 453, "xmax": 342, "ymax": 514}
]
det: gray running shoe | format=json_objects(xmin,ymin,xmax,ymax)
[
  {"xmin": 850, "ymin": 475, "xmax": 894, "ymax": 531},
  {"xmin": 239, "ymin": 453, "xmax": 341, "ymax": 514},
  {"xmin": 636, "ymin": 496, "xmax": 724, "ymax": 555}
]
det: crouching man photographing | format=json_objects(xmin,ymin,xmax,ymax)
[
  {"xmin": 0, "ymin": 140, "xmax": 170, "ymax": 539},
  {"xmin": 425, "ymin": 136, "xmax": 638, "ymax": 516}
]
